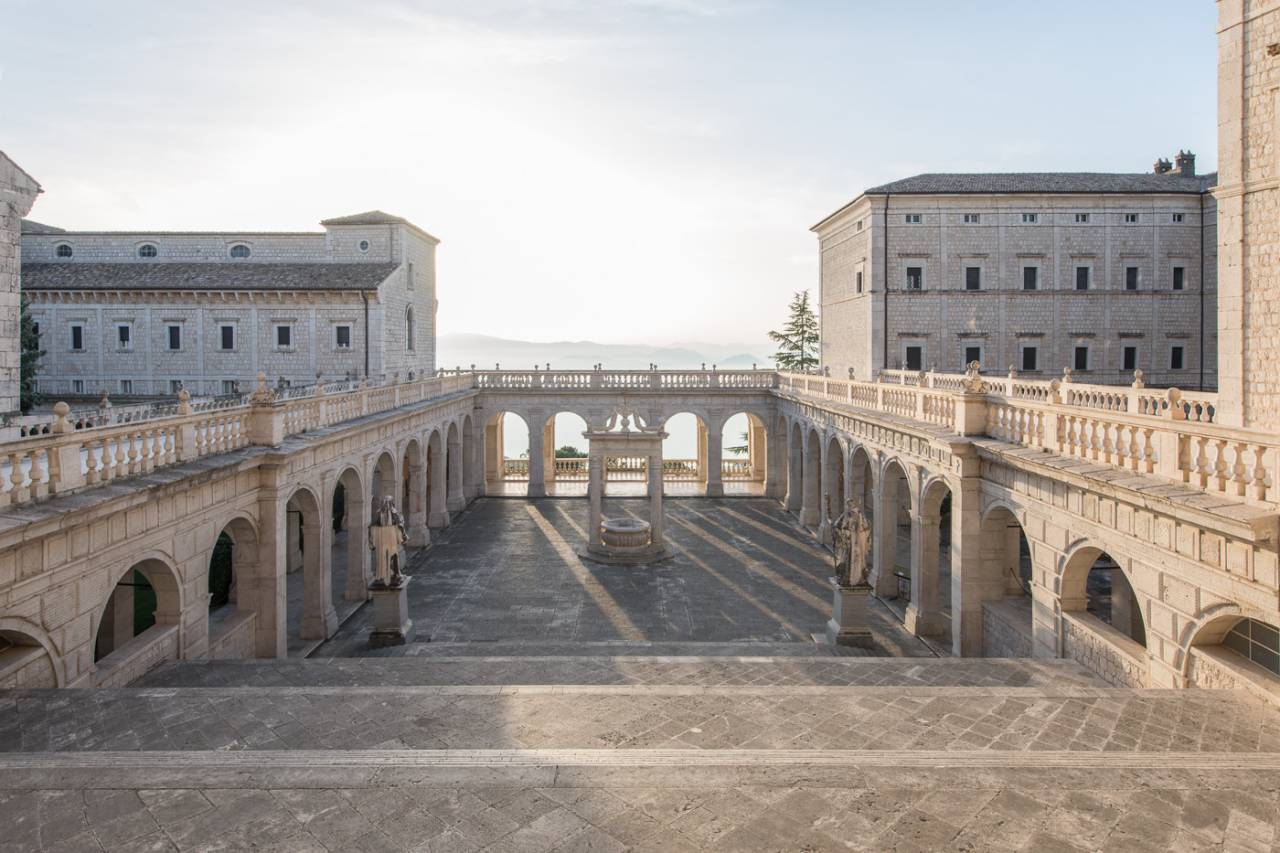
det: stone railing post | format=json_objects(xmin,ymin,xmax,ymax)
[
  {"xmin": 954, "ymin": 390, "xmax": 989, "ymax": 436},
  {"xmin": 48, "ymin": 402, "xmax": 85, "ymax": 492},
  {"xmin": 244, "ymin": 373, "xmax": 285, "ymax": 447},
  {"xmin": 174, "ymin": 390, "xmax": 199, "ymax": 462}
]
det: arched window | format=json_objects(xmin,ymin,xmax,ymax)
[
  {"xmin": 406, "ymin": 306, "xmax": 415, "ymax": 352},
  {"xmin": 358, "ymin": 239, "xmax": 370, "ymax": 253},
  {"xmin": 55, "ymin": 243, "xmax": 73, "ymax": 258},
  {"xmin": 229, "ymin": 244, "xmax": 251, "ymax": 258},
  {"xmin": 137, "ymin": 244, "xmax": 158, "ymax": 258},
  {"xmin": 1224, "ymin": 618, "xmax": 1279, "ymax": 675}
]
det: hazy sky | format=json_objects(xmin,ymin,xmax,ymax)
[{"xmin": 1, "ymin": 1, "xmax": 1217, "ymax": 347}]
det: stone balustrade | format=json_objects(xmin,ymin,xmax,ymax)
[
  {"xmin": 779, "ymin": 368, "xmax": 1280, "ymax": 506},
  {"xmin": 437, "ymin": 368, "xmax": 778, "ymax": 392}
]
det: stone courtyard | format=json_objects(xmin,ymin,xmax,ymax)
[{"xmin": 2, "ymin": 497, "xmax": 1279, "ymax": 852}]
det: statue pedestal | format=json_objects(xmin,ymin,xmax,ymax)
[
  {"xmin": 368, "ymin": 577, "xmax": 413, "ymax": 648},
  {"xmin": 825, "ymin": 577, "xmax": 874, "ymax": 648}
]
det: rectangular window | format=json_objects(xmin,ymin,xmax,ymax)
[
  {"xmin": 963, "ymin": 213, "xmax": 980, "ymax": 224},
  {"xmin": 222, "ymin": 380, "xmax": 238, "ymax": 395},
  {"xmin": 1172, "ymin": 213, "xmax": 1185, "ymax": 223},
  {"xmin": 1074, "ymin": 346, "xmax": 1089, "ymax": 371},
  {"xmin": 964, "ymin": 266, "xmax": 981, "ymax": 291},
  {"xmin": 1075, "ymin": 266, "xmax": 1090, "ymax": 290},
  {"xmin": 1021, "ymin": 346, "xmax": 1038, "ymax": 372},
  {"xmin": 1124, "ymin": 213, "xmax": 1139, "ymax": 224},
  {"xmin": 70, "ymin": 324, "xmax": 84, "ymax": 351},
  {"xmin": 1172, "ymin": 267, "xmax": 1185, "ymax": 291},
  {"xmin": 335, "ymin": 325, "xmax": 352, "ymax": 349},
  {"xmin": 1123, "ymin": 345, "xmax": 1138, "ymax": 371},
  {"xmin": 117, "ymin": 324, "xmax": 131, "ymax": 349},
  {"xmin": 1022, "ymin": 213, "xmax": 1038, "ymax": 223},
  {"xmin": 169, "ymin": 380, "xmax": 183, "ymax": 394},
  {"xmin": 1022, "ymin": 266, "xmax": 1038, "ymax": 290},
  {"xmin": 964, "ymin": 345, "xmax": 982, "ymax": 367},
  {"xmin": 219, "ymin": 325, "xmax": 235, "ymax": 350},
  {"xmin": 1074, "ymin": 213, "xmax": 1090, "ymax": 223},
  {"xmin": 1125, "ymin": 266, "xmax": 1139, "ymax": 291},
  {"xmin": 72, "ymin": 380, "xmax": 84, "ymax": 395},
  {"xmin": 275, "ymin": 325, "xmax": 292, "ymax": 348},
  {"xmin": 904, "ymin": 214, "xmax": 921, "ymax": 224},
  {"xmin": 855, "ymin": 220, "xmax": 863, "ymax": 232},
  {"xmin": 167, "ymin": 325, "xmax": 182, "ymax": 350},
  {"xmin": 904, "ymin": 346, "xmax": 923, "ymax": 371},
  {"xmin": 1170, "ymin": 345, "xmax": 1185, "ymax": 370},
  {"xmin": 119, "ymin": 379, "xmax": 133, "ymax": 395},
  {"xmin": 905, "ymin": 266, "xmax": 923, "ymax": 290}
]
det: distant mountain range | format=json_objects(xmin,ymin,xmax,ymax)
[{"xmin": 437, "ymin": 333, "xmax": 770, "ymax": 371}]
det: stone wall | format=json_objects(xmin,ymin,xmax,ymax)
[
  {"xmin": 208, "ymin": 611, "xmax": 257, "ymax": 660},
  {"xmin": 816, "ymin": 190, "xmax": 1217, "ymax": 388},
  {"xmin": 981, "ymin": 598, "xmax": 1034, "ymax": 658},
  {"xmin": 0, "ymin": 153, "xmax": 41, "ymax": 414},
  {"xmin": 1061, "ymin": 612, "xmax": 1148, "ymax": 688},
  {"xmin": 92, "ymin": 624, "xmax": 179, "ymax": 687},
  {"xmin": 1187, "ymin": 645, "xmax": 1280, "ymax": 707},
  {"xmin": 0, "ymin": 644, "xmax": 56, "ymax": 688},
  {"xmin": 1216, "ymin": 0, "xmax": 1280, "ymax": 427}
]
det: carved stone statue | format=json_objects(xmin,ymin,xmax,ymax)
[
  {"xmin": 832, "ymin": 499, "xmax": 872, "ymax": 588},
  {"xmin": 368, "ymin": 496, "xmax": 409, "ymax": 587}
]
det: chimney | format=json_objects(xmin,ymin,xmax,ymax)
[
  {"xmin": 1175, "ymin": 150, "xmax": 1196, "ymax": 177},
  {"xmin": 1153, "ymin": 157, "xmax": 1173, "ymax": 175}
]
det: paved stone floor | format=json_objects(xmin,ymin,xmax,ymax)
[
  {"xmin": 4, "ymin": 498, "xmax": 1280, "ymax": 852},
  {"xmin": 313, "ymin": 498, "xmax": 933, "ymax": 657}
]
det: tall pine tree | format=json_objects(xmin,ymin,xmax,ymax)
[
  {"xmin": 19, "ymin": 297, "xmax": 44, "ymax": 413},
  {"xmin": 768, "ymin": 290, "xmax": 819, "ymax": 372}
]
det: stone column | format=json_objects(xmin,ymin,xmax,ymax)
[
  {"xmin": 905, "ymin": 510, "xmax": 943, "ymax": 637},
  {"xmin": 526, "ymin": 413, "xmax": 547, "ymax": 498},
  {"xmin": 648, "ymin": 451, "xmax": 665, "ymax": 546},
  {"xmin": 286, "ymin": 510, "xmax": 303, "ymax": 574},
  {"xmin": 484, "ymin": 419, "xmax": 502, "ymax": 492},
  {"xmin": 428, "ymin": 444, "xmax": 449, "ymax": 528},
  {"xmin": 696, "ymin": 420, "xmax": 709, "ymax": 483},
  {"xmin": 588, "ymin": 454, "xmax": 603, "ymax": 547},
  {"xmin": 870, "ymin": 481, "xmax": 899, "ymax": 598},
  {"xmin": 784, "ymin": 429, "xmax": 802, "ymax": 511},
  {"xmin": 405, "ymin": 459, "xmax": 427, "ymax": 547},
  {"xmin": 446, "ymin": 432, "xmax": 465, "ymax": 512},
  {"xmin": 299, "ymin": 514, "xmax": 337, "ymax": 641},
  {"xmin": 345, "ymin": 490, "xmax": 371, "ymax": 601},
  {"xmin": 252, "ymin": 473, "xmax": 289, "ymax": 658},
  {"xmin": 817, "ymin": 442, "xmax": 833, "ymax": 544},
  {"xmin": 705, "ymin": 426, "xmax": 724, "ymax": 498},
  {"xmin": 463, "ymin": 420, "xmax": 482, "ymax": 501},
  {"xmin": 949, "ymin": 467, "xmax": 993, "ymax": 656},
  {"xmin": 543, "ymin": 419, "xmax": 556, "ymax": 493},
  {"xmin": 800, "ymin": 438, "xmax": 821, "ymax": 528}
]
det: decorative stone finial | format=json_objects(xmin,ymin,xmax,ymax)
[
  {"xmin": 960, "ymin": 360, "xmax": 985, "ymax": 394},
  {"xmin": 250, "ymin": 371, "xmax": 276, "ymax": 404},
  {"xmin": 1132, "ymin": 368, "xmax": 1145, "ymax": 389},
  {"xmin": 1062, "ymin": 367, "xmax": 1074, "ymax": 384},
  {"xmin": 1007, "ymin": 364, "xmax": 1017, "ymax": 379},
  {"xmin": 50, "ymin": 401, "xmax": 72, "ymax": 434},
  {"xmin": 98, "ymin": 390, "xmax": 111, "ymax": 409},
  {"xmin": 176, "ymin": 387, "xmax": 192, "ymax": 416}
]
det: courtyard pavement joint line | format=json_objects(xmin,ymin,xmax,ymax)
[
  {"xmin": 113, "ymin": 684, "xmax": 1153, "ymax": 697},
  {"xmin": 4, "ymin": 749, "xmax": 1280, "ymax": 770}
]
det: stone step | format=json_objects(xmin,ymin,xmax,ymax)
[
  {"xmin": 5, "ymin": 682, "xmax": 1275, "ymax": 755},
  {"xmin": 134, "ymin": 654, "xmax": 1101, "ymax": 690},
  {"xmin": 360, "ymin": 640, "xmax": 873, "ymax": 658}
]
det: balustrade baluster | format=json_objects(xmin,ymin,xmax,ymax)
[
  {"xmin": 1194, "ymin": 436, "xmax": 1211, "ymax": 488},
  {"xmin": 1232, "ymin": 441, "xmax": 1249, "ymax": 497},
  {"xmin": 29, "ymin": 451, "xmax": 47, "ymax": 500},
  {"xmin": 1252, "ymin": 446, "xmax": 1269, "ymax": 502},
  {"xmin": 10, "ymin": 452, "xmax": 26, "ymax": 503},
  {"xmin": 85, "ymin": 439, "xmax": 101, "ymax": 484},
  {"xmin": 1213, "ymin": 439, "xmax": 1231, "ymax": 492}
]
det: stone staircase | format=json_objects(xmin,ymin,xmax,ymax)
[{"xmin": 3, "ymin": 648, "xmax": 1280, "ymax": 851}]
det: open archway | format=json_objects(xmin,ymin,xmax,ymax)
[
  {"xmin": 537, "ymin": 411, "xmax": 590, "ymax": 495},
  {"xmin": 401, "ymin": 439, "xmax": 426, "ymax": 545},
  {"xmin": 785, "ymin": 421, "xmax": 804, "ymax": 513},
  {"xmin": 428, "ymin": 428, "xmax": 449, "ymax": 525},
  {"xmin": 207, "ymin": 516, "xmax": 260, "ymax": 659},
  {"xmin": 1060, "ymin": 546, "xmax": 1148, "ymax": 686},
  {"xmin": 822, "ymin": 435, "xmax": 846, "ymax": 541},
  {"xmin": 332, "ymin": 467, "xmax": 370, "ymax": 603},
  {"xmin": 484, "ymin": 412, "xmax": 529, "ymax": 496},
  {"xmin": 93, "ymin": 557, "xmax": 182, "ymax": 684},
  {"xmin": 446, "ymin": 421, "xmax": 465, "ymax": 512},
  {"xmin": 661, "ymin": 412, "xmax": 708, "ymax": 495},
  {"xmin": 907, "ymin": 479, "xmax": 951, "ymax": 639},
  {"xmin": 800, "ymin": 428, "xmax": 822, "ymax": 528},
  {"xmin": 875, "ymin": 459, "xmax": 912, "ymax": 604},
  {"xmin": 285, "ymin": 486, "xmax": 335, "ymax": 648},
  {"xmin": 1187, "ymin": 613, "xmax": 1280, "ymax": 695},
  {"xmin": 975, "ymin": 504, "xmax": 1035, "ymax": 657},
  {"xmin": 721, "ymin": 411, "xmax": 767, "ymax": 496},
  {"xmin": 0, "ymin": 624, "xmax": 60, "ymax": 688},
  {"xmin": 461, "ymin": 414, "xmax": 479, "ymax": 501}
]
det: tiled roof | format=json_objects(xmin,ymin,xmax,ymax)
[
  {"xmin": 20, "ymin": 262, "xmax": 399, "ymax": 292},
  {"xmin": 863, "ymin": 172, "xmax": 1217, "ymax": 195},
  {"xmin": 320, "ymin": 210, "xmax": 440, "ymax": 242},
  {"xmin": 20, "ymin": 219, "xmax": 65, "ymax": 234}
]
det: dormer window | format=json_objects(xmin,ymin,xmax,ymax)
[
  {"xmin": 55, "ymin": 243, "xmax": 73, "ymax": 258},
  {"xmin": 138, "ymin": 244, "xmax": 158, "ymax": 258},
  {"xmin": 229, "ymin": 244, "xmax": 251, "ymax": 258}
]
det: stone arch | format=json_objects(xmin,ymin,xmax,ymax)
[
  {"xmin": 428, "ymin": 427, "xmax": 450, "ymax": 526},
  {"xmin": 483, "ymin": 411, "xmax": 529, "ymax": 495},
  {"xmin": 873, "ymin": 457, "xmax": 913, "ymax": 599},
  {"xmin": 542, "ymin": 410, "xmax": 592, "ymax": 493},
  {"xmin": 973, "ymin": 502, "xmax": 1036, "ymax": 657},
  {"xmin": 92, "ymin": 553, "xmax": 184, "ymax": 682},
  {"xmin": 461, "ymin": 413, "xmax": 479, "ymax": 501},
  {"xmin": 331, "ymin": 466, "xmax": 371, "ymax": 601},
  {"xmin": 849, "ymin": 444, "xmax": 875, "ymax": 516},
  {"xmin": 822, "ymin": 433, "xmax": 846, "ymax": 536},
  {"xmin": 721, "ymin": 410, "xmax": 769, "ymax": 495},
  {"xmin": 0, "ymin": 617, "xmax": 63, "ymax": 688},
  {"xmin": 906, "ymin": 476, "xmax": 952, "ymax": 639},
  {"xmin": 286, "ymin": 485, "xmax": 335, "ymax": 643},
  {"xmin": 401, "ymin": 438, "xmax": 427, "ymax": 546},
  {"xmin": 1180, "ymin": 603, "xmax": 1280, "ymax": 693},
  {"xmin": 785, "ymin": 419, "xmax": 804, "ymax": 513},
  {"xmin": 660, "ymin": 411, "xmax": 710, "ymax": 492},
  {"xmin": 370, "ymin": 449, "xmax": 397, "ymax": 504},
  {"xmin": 800, "ymin": 426, "xmax": 823, "ymax": 528},
  {"xmin": 1059, "ymin": 542, "xmax": 1150, "ymax": 686},
  {"xmin": 205, "ymin": 514, "xmax": 260, "ymax": 659},
  {"xmin": 446, "ymin": 420, "xmax": 465, "ymax": 511}
]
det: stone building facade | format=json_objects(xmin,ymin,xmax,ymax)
[
  {"xmin": 814, "ymin": 166, "xmax": 1219, "ymax": 389},
  {"xmin": 0, "ymin": 152, "xmax": 41, "ymax": 414},
  {"xmin": 19, "ymin": 211, "xmax": 439, "ymax": 397},
  {"xmin": 1216, "ymin": 0, "xmax": 1280, "ymax": 427}
]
